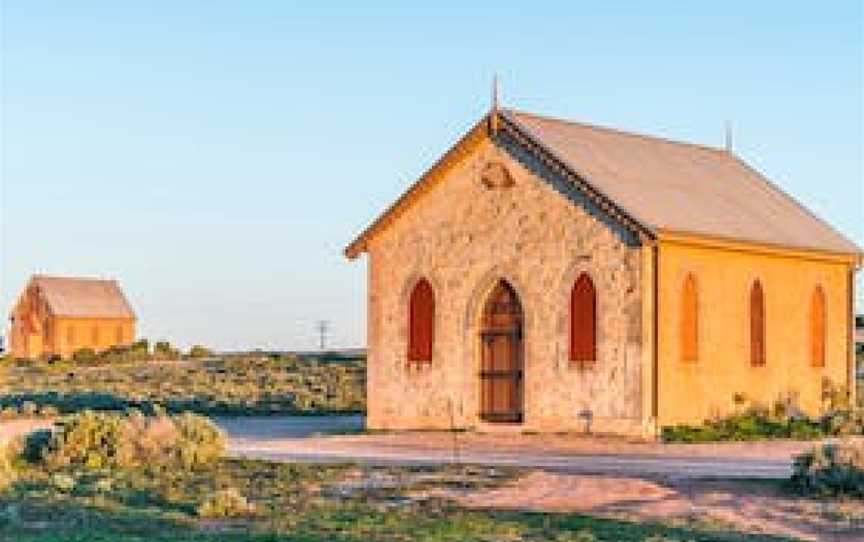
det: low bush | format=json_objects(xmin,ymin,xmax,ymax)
[
  {"xmin": 51, "ymin": 472, "xmax": 76, "ymax": 492},
  {"xmin": 553, "ymin": 531, "xmax": 598, "ymax": 542},
  {"xmin": 173, "ymin": 412, "xmax": 226, "ymax": 468},
  {"xmin": 0, "ymin": 442, "xmax": 19, "ymax": 490},
  {"xmin": 98, "ymin": 343, "xmax": 152, "ymax": 364},
  {"xmin": 792, "ymin": 439, "xmax": 864, "ymax": 497},
  {"xmin": 37, "ymin": 410, "xmax": 225, "ymax": 471},
  {"xmin": 196, "ymin": 487, "xmax": 257, "ymax": 518},
  {"xmin": 0, "ymin": 402, "xmax": 59, "ymax": 421},
  {"xmin": 822, "ymin": 408, "xmax": 864, "ymax": 436},
  {"xmin": 153, "ymin": 341, "xmax": 180, "ymax": 361},
  {"xmin": 662, "ymin": 387, "xmax": 864, "ymax": 443},
  {"xmin": 662, "ymin": 408, "xmax": 825, "ymax": 443},
  {"xmin": 72, "ymin": 348, "xmax": 98, "ymax": 364},
  {"xmin": 188, "ymin": 345, "xmax": 213, "ymax": 359}
]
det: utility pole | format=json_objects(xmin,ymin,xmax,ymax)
[{"xmin": 316, "ymin": 320, "xmax": 330, "ymax": 351}]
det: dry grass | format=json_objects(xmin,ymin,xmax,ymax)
[{"xmin": 0, "ymin": 355, "xmax": 365, "ymax": 416}]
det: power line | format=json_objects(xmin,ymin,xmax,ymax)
[{"xmin": 316, "ymin": 320, "xmax": 330, "ymax": 351}]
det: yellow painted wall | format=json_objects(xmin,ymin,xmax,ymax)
[
  {"xmin": 52, "ymin": 317, "xmax": 136, "ymax": 359},
  {"xmin": 11, "ymin": 314, "xmax": 135, "ymax": 360},
  {"xmin": 656, "ymin": 238, "xmax": 854, "ymax": 427}
]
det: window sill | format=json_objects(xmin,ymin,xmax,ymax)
[{"xmin": 569, "ymin": 360, "xmax": 596, "ymax": 371}]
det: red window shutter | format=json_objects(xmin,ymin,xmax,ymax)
[
  {"xmin": 750, "ymin": 280, "xmax": 765, "ymax": 367},
  {"xmin": 810, "ymin": 286, "xmax": 825, "ymax": 368},
  {"xmin": 408, "ymin": 279, "xmax": 435, "ymax": 362},
  {"xmin": 570, "ymin": 273, "xmax": 597, "ymax": 363},
  {"xmin": 681, "ymin": 273, "xmax": 699, "ymax": 362}
]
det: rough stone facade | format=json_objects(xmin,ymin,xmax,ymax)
[{"xmin": 365, "ymin": 136, "xmax": 646, "ymax": 435}]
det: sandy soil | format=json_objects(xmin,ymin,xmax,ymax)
[
  {"xmin": 0, "ymin": 418, "xmax": 53, "ymax": 444},
  {"xmin": 0, "ymin": 415, "xmax": 823, "ymax": 460},
  {"xmin": 438, "ymin": 471, "xmax": 864, "ymax": 542},
  {"xmin": 239, "ymin": 428, "xmax": 819, "ymax": 460}
]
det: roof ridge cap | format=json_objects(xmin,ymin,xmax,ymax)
[
  {"xmin": 33, "ymin": 274, "xmax": 115, "ymax": 282},
  {"xmin": 503, "ymin": 108, "xmax": 730, "ymax": 156},
  {"xmin": 499, "ymin": 110, "xmax": 655, "ymax": 237}
]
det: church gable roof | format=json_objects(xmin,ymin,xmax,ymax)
[
  {"xmin": 27, "ymin": 275, "xmax": 136, "ymax": 319},
  {"xmin": 503, "ymin": 109, "xmax": 859, "ymax": 256},
  {"xmin": 346, "ymin": 108, "xmax": 860, "ymax": 259}
]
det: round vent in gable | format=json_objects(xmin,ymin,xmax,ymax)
[{"xmin": 480, "ymin": 162, "xmax": 515, "ymax": 190}]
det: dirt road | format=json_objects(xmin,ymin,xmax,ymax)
[
  {"xmin": 2, "ymin": 415, "xmax": 813, "ymax": 479},
  {"xmin": 222, "ymin": 415, "xmax": 811, "ymax": 479}
]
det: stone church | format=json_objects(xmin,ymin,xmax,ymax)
[{"xmin": 345, "ymin": 104, "xmax": 861, "ymax": 437}]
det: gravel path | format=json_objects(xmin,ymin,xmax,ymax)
[
  {"xmin": 222, "ymin": 415, "xmax": 811, "ymax": 479},
  {"xmin": 1, "ymin": 415, "xmax": 813, "ymax": 479}
]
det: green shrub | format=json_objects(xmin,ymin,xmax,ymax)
[
  {"xmin": 196, "ymin": 487, "xmax": 257, "ymax": 518},
  {"xmin": 131, "ymin": 338, "xmax": 149, "ymax": 354},
  {"xmin": 553, "ymin": 531, "xmax": 598, "ymax": 542},
  {"xmin": 51, "ymin": 473, "xmax": 76, "ymax": 492},
  {"xmin": 188, "ymin": 345, "xmax": 213, "ymax": 359},
  {"xmin": 662, "ymin": 407, "xmax": 824, "ymax": 443},
  {"xmin": 19, "ymin": 401, "xmax": 38, "ymax": 417},
  {"xmin": 72, "ymin": 348, "xmax": 97, "ymax": 364},
  {"xmin": 0, "ymin": 442, "xmax": 20, "ymax": 490},
  {"xmin": 822, "ymin": 377, "xmax": 851, "ymax": 412},
  {"xmin": 153, "ymin": 341, "xmax": 179, "ymax": 361},
  {"xmin": 37, "ymin": 410, "xmax": 224, "ymax": 471},
  {"xmin": 661, "ymin": 391, "xmax": 864, "ymax": 443},
  {"xmin": 173, "ymin": 412, "xmax": 225, "ymax": 468},
  {"xmin": 792, "ymin": 439, "xmax": 864, "ymax": 497},
  {"xmin": 821, "ymin": 408, "xmax": 864, "ymax": 436},
  {"xmin": 98, "ymin": 344, "xmax": 151, "ymax": 364},
  {"xmin": 38, "ymin": 405, "xmax": 59, "ymax": 417},
  {"xmin": 43, "ymin": 410, "xmax": 129, "ymax": 469}
]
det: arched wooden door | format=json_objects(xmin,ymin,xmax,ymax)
[{"xmin": 479, "ymin": 280, "xmax": 524, "ymax": 423}]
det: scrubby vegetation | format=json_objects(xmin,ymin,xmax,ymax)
[
  {"xmin": 0, "ymin": 412, "xmax": 793, "ymax": 541},
  {"xmin": 792, "ymin": 439, "xmax": 864, "ymax": 498},
  {"xmin": 0, "ymin": 355, "xmax": 365, "ymax": 416},
  {"xmin": 33, "ymin": 410, "xmax": 224, "ymax": 470},
  {"xmin": 663, "ymin": 383, "xmax": 864, "ymax": 443},
  {"xmin": 187, "ymin": 344, "xmax": 214, "ymax": 359},
  {"xmin": 71, "ymin": 339, "xmax": 158, "ymax": 365}
]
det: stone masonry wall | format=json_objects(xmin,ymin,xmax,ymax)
[{"xmin": 365, "ymin": 135, "xmax": 645, "ymax": 435}]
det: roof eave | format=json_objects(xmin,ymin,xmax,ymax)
[
  {"xmin": 345, "ymin": 110, "xmax": 657, "ymax": 259},
  {"xmin": 656, "ymin": 228, "xmax": 863, "ymax": 264}
]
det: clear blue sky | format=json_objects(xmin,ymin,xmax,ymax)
[{"xmin": 1, "ymin": 1, "xmax": 862, "ymax": 350}]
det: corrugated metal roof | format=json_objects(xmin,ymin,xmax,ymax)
[
  {"xmin": 504, "ymin": 109, "xmax": 860, "ymax": 255},
  {"xmin": 31, "ymin": 275, "xmax": 136, "ymax": 319}
]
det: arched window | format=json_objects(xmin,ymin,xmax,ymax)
[
  {"xmin": 115, "ymin": 326, "xmax": 124, "ymax": 344},
  {"xmin": 750, "ymin": 280, "xmax": 765, "ymax": 367},
  {"xmin": 681, "ymin": 273, "xmax": 698, "ymax": 362},
  {"xmin": 91, "ymin": 326, "xmax": 99, "ymax": 346},
  {"xmin": 570, "ymin": 273, "xmax": 597, "ymax": 364},
  {"xmin": 407, "ymin": 278, "xmax": 435, "ymax": 362},
  {"xmin": 810, "ymin": 286, "xmax": 825, "ymax": 368}
]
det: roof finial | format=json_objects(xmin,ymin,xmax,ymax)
[
  {"xmin": 725, "ymin": 120, "xmax": 733, "ymax": 153},
  {"xmin": 489, "ymin": 73, "xmax": 500, "ymax": 135}
]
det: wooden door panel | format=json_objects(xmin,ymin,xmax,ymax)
[{"xmin": 480, "ymin": 281, "xmax": 524, "ymax": 423}]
